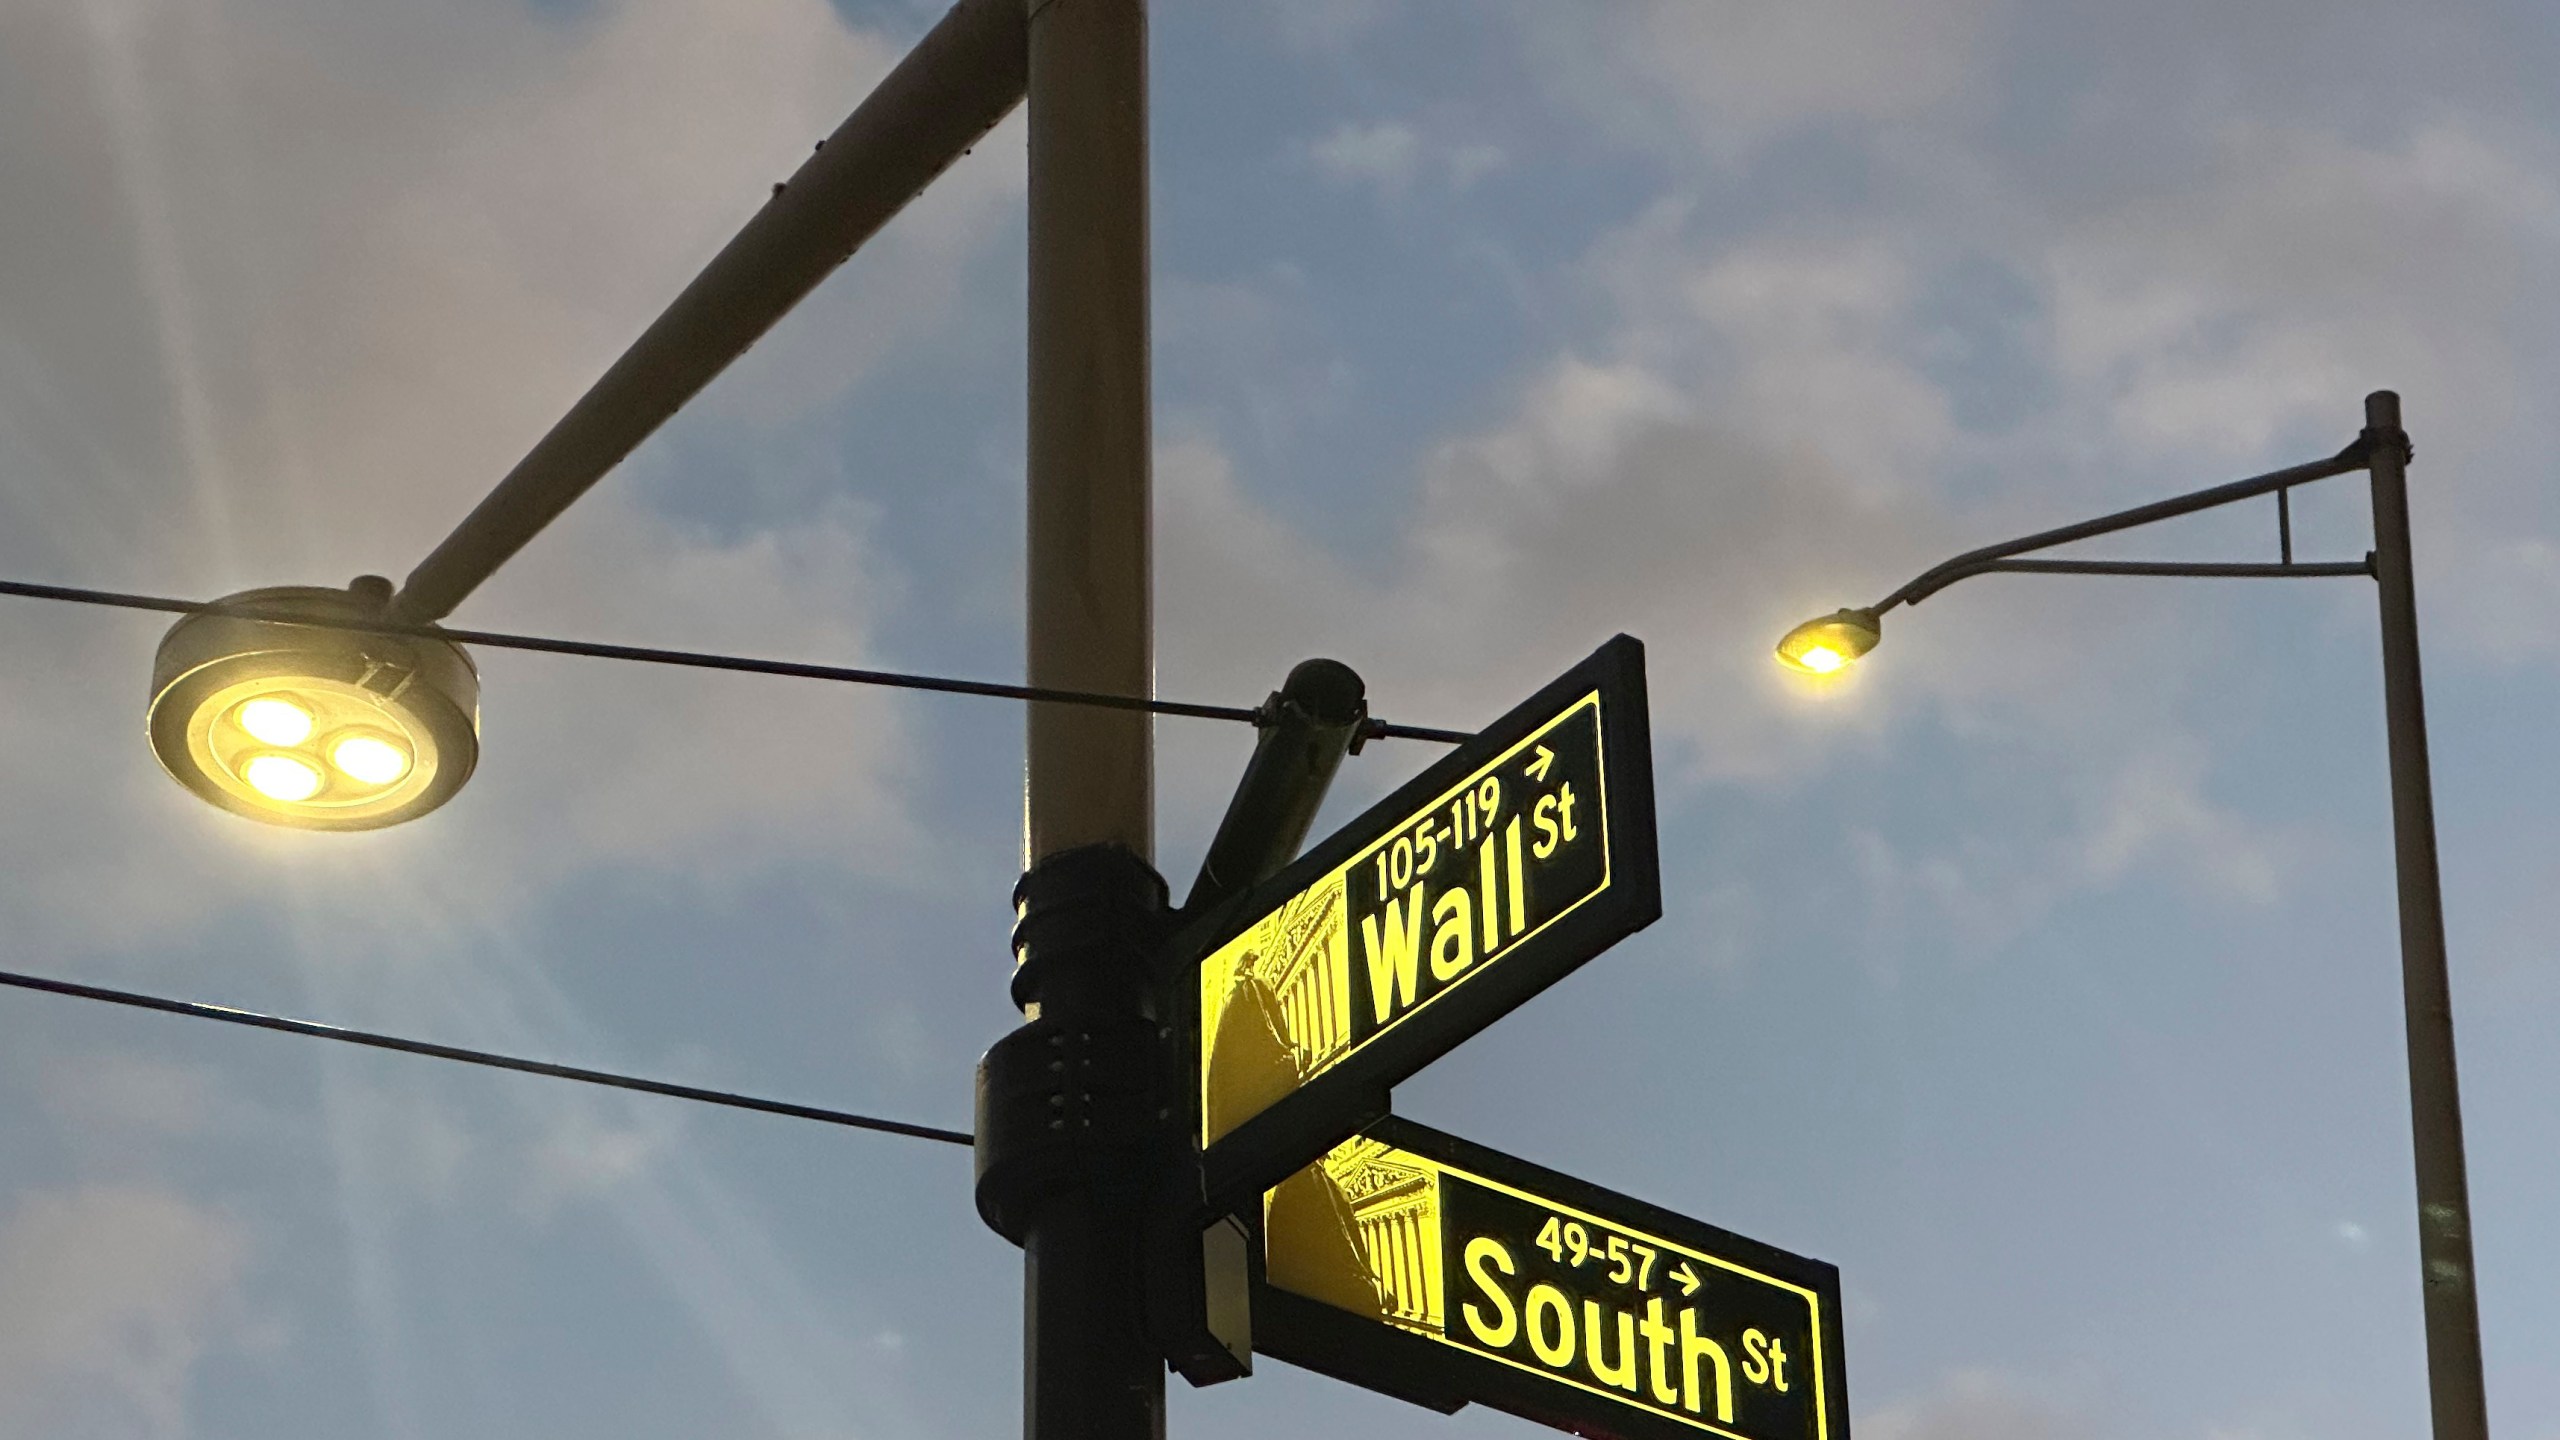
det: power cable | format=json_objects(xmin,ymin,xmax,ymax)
[
  {"xmin": 0, "ymin": 966, "xmax": 972, "ymax": 1147},
  {"xmin": 0, "ymin": 578, "xmax": 1475, "ymax": 745}
]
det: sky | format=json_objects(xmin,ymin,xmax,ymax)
[{"xmin": 0, "ymin": 0, "xmax": 2556, "ymax": 1436}]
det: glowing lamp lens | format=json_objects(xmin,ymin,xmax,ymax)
[
  {"xmin": 148, "ymin": 585, "xmax": 480, "ymax": 830},
  {"xmin": 242, "ymin": 753, "xmax": 325, "ymax": 802},
  {"xmin": 235, "ymin": 696, "xmax": 315, "ymax": 746},
  {"xmin": 1775, "ymin": 609, "xmax": 1881, "ymax": 675},
  {"xmin": 330, "ymin": 734, "xmax": 412, "ymax": 786}
]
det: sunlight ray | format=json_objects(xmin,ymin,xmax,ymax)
[
  {"xmin": 271, "ymin": 851, "xmax": 940, "ymax": 1439},
  {"xmin": 279, "ymin": 872, "xmax": 432, "ymax": 1440},
  {"xmin": 75, "ymin": 0, "xmax": 243, "ymax": 580}
]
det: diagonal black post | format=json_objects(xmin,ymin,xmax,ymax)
[
  {"xmin": 1145, "ymin": 658, "xmax": 1368, "ymax": 1387},
  {"xmin": 2365, "ymin": 391, "xmax": 2490, "ymax": 1440},
  {"xmin": 1183, "ymin": 659, "xmax": 1367, "ymax": 915}
]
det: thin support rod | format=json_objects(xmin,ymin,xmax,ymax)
[
  {"xmin": 2365, "ymin": 391, "xmax": 2490, "ymax": 1440},
  {"xmin": 1875, "ymin": 446, "xmax": 2370, "ymax": 612},
  {"xmin": 0, "ymin": 577, "xmax": 1472, "ymax": 743},
  {"xmin": 0, "ymin": 967, "xmax": 971, "ymax": 1146},
  {"xmin": 390, "ymin": 0, "xmax": 1030, "ymax": 623},
  {"xmin": 2279, "ymin": 488, "xmax": 2295, "ymax": 564},
  {"xmin": 1919, "ymin": 557, "xmax": 2374, "ymax": 592}
]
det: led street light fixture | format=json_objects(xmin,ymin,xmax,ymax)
[{"xmin": 147, "ymin": 582, "xmax": 478, "ymax": 830}]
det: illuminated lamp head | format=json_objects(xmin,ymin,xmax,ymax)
[
  {"xmin": 1774, "ymin": 607, "xmax": 1882, "ymax": 676},
  {"xmin": 147, "ymin": 580, "xmax": 478, "ymax": 830}
]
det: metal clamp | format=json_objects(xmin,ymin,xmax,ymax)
[{"xmin": 974, "ymin": 845, "xmax": 1174, "ymax": 1245}]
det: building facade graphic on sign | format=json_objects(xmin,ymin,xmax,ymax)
[{"xmin": 1200, "ymin": 696, "xmax": 1613, "ymax": 1146}]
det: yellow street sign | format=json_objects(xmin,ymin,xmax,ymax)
[
  {"xmin": 1185, "ymin": 637, "xmax": 1658, "ymax": 1207},
  {"xmin": 1258, "ymin": 1119, "xmax": 1847, "ymax": 1440}
]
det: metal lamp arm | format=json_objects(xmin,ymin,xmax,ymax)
[
  {"xmin": 1869, "ymin": 439, "xmax": 2374, "ymax": 614},
  {"xmin": 386, "ymin": 0, "xmax": 1030, "ymax": 624}
]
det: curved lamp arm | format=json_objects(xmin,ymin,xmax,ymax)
[
  {"xmin": 1866, "ymin": 437, "xmax": 2377, "ymax": 616},
  {"xmin": 1775, "ymin": 433, "xmax": 2379, "ymax": 675}
]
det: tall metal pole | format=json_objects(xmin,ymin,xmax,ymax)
[
  {"xmin": 2365, "ymin": 390, "xmax": 2490, "ymax": 1440},
  {"xmin": 1024, "ymin": 0, "xmax": 1152, "ymax": 864},
  {"xmin": 1017, "ymin": 0, "xmax": 1161, "ymax": 1437}
]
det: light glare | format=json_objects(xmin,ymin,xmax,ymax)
[
  {"xmin": 150, "ymin": 584, "xmax": 479, "ymax": 830},
  {"xmin": 243, "ymin": 754, "xmax": 324, "ymax": 802},
  {"xmin": 235, "ymin": 696, "xmax": 315, "ymax": 746},
  {"xmin": 1774, "ymin": 608, "xmax": 1881, "ymax": 675},
  {"xmin": 331, "ymin": 734, "xmax": 412, "ymax": 786}
]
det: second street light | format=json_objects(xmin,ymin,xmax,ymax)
[{"xmin": 1777, "ymin": 390, "xmax": 2489, "ymax": 1440}]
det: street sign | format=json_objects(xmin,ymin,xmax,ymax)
[
  {"xmin": 1255, "ymin": 1118, "xmax": 1849, "ymax": 1440},
  {"xmin": 1187, "ymin": 635, "xmax": 1658, "ymax": 1209}
]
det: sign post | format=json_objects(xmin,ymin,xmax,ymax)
[
  {"xmin": 1152, "ymin": 633, "xmax": 1851, "ymax": 1436},
  {"xmin": 1186, "ymin": 635, "xmax": 1660, "ymax": 1210},
  {"xmin": 1257, "ymin": 1118, "xmax": 1850, "ymax": 1440}
]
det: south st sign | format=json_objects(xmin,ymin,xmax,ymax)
[
  {"xmin": 1255, "ymin": 1119, "xmax": 1849, "ymax": 1440},
  {"xmin": 1183, "ymin": 635, "xmax": 1660, "ymax": 1208}
]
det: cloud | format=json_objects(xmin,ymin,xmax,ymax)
[
  {"xmin": 1505, "ymin": 0, "xmax": 2560, "ymax": 672},
  {"xmin": 2078, "ymin": 741, "xmax": 2284, "ymax": 903},
  {"xmin": 1845, "ymin": 736, "xmax": 2284, "ymax": 981},
  {"xmin": 1305, "ymin": 120, "xmax": 1505, "ymax": 197},
  {"xmin": 2034, "ymin": 115, "xmax": 2560, "ymax": 668},
  {"xmin": 518, "ymin": 1104, "xmax": 672, "ymax": 1221},
  {"xmin": 0, "ymin": 1186, "xmax": 250, "ymax": 1440},
  {"xmin": 1309, "ymin": 121, "xmax": 1423, "ymax": 191},
  {"xmin": 1507, "ymin": 0, "xmax": 2013, "ymax": 156},
  {"xmin": 1166, "ymin": 216, "xmax": 2175, "ymax": 782},
  {"xmin": 1159, "ymin": 341, "xmax": 1941, "ymax": 787},
  {"xmin": 1263, "ymin": 0, "xmax": 1398, "ymax": 53},
  {"xmin": 1865, "ymin": 1370, "xmax": 2091, "ymax": 1440},
  {"xmin": 2047, "ymin": 119, "xmax": 2560, "ymax": 464},
  {"xmin": 261, "ymin": 911, "xmax": 948, "ymax": 1440},
  {"xmin": 1156, "ymin": 184, "xmax": 2323, "ymax": 962},
  {"xmin": 37, "ymin": 1053, "xmax": 219, "ymax": 1142}
]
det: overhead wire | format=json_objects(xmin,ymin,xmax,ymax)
[
  {"xmin": 0, "ymin": 575, "xmax": 1487, "ymax": 1142},
  {"xmin": 0, "ymin": 577, "xmax": 1475, "ymax": 745},
  {"xmin": 0, "ymin": 966, "xmax": 973, "ymax": 1147}
]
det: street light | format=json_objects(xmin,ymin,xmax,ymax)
[
  {"xmin": 147, "ymin": 579, "xmax": 479, "ymax": 831},
  {"xmin": 1773, "ymin": 608, "xmax": 1881, "ymax": 675},
  {"xmin": 1777, "ymin": 392, "xmax": 2489, "ymax": 1440},
  {"xmin": 129, "ymin": 0, "xmax": 1029, "ymax": 832}
]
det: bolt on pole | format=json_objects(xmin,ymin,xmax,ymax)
[{"xmin": 2365, "ymin": 391, "xmax": 2491, "ymax": 1440}]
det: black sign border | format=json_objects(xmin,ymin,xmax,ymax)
[
  {"xmin": 1183, "ymin": 634, "xmax": 1661, "ymax": 1212},
  {"xmin": 1254, "ymin": 1116, "xmax": 1853, "ymax": 1440}
]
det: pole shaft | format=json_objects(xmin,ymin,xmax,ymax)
[
  {"xmin": 2366, "ymin": 390, "xmax": 2490, "ymax": 1440},
  {"xmin": 1021, "ymin": 1, "xmax": 1161, "ymax": 1438},
  {"xmin": 390, "ymin": 0, "xmax": 1028, "ymax": 622},
  {"xmin": 1025, "ymin": 0, "xmax": 1153, "ymax": 864}
]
